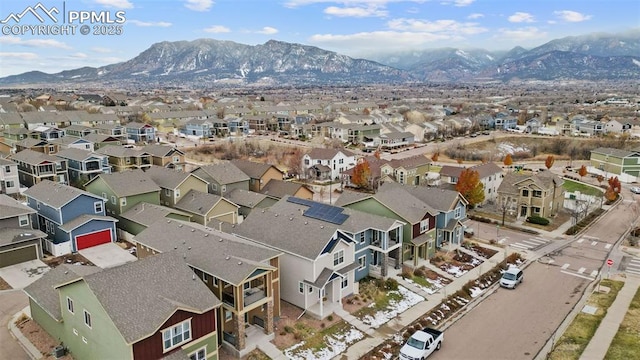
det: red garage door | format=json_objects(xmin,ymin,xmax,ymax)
[{"xmin": 76, "ymin": 229, "xmax": 112, "ymax": 250}]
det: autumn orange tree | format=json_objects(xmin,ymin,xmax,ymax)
[
  {"xmin": 455, "ymin": 169, "xmax": 485, "ymax": 206},
  {"xmin": 351, "ymin": 160, "xmax": 371, "ymax": 189},
  {"xmin": 578, "ymin": 165, "xmax": 588, "ymax": 180},
  {"xmin": 545, "ymin": 155, "xmax": 555, "ymax": 170},
  {"xmin": 608, "ymin": 176, "xmax": 622, "ymax": 194},
  {"xmin": 503, "ymin": 154, "xmax": 513, "ymax": 167},
  {"xmin": 431, "ymin": 152, "xmax": 439, "ymax": 162}
]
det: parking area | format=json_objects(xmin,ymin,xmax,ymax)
[
  {"xmin": 0, "ymin": 260, "xmax": 50, "ymax": 289},
  {"xmin": 79, "ymin": 243, "xmax": 137, "ymax": 269}
]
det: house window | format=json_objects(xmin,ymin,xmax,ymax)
[
  {"xmin": 165, "ymin": 189, "xmax": 171, "ymax": 196},
  {"xmin": 522, "ymin": 189, "xmax": 529, "ymax": 197},
  {"xmin": 173, "ymin": 156, "xmax": 180, "ymax": 163},
  {"xmin": 189, "ymin": 348, "xmax": 206, "ymax": 360},
  {"xmin": 304, "ymin": 159, "xmax": 309, "ymax": 165},
  {"xmin": 359, "ymin": 232, "xmax": 365, "ymax": 244},
  {"xmin": 244, "ymin": 282, "xmax": 250, "ymax": 290},
  {"xmin": 83, "ymin": 310, "xmax": 92, "ymax": 328},
  {"xmin": 211, "ymin": 184, "xmax": 218, "ymax": 192},
  {"xmin": 358, "ymin": 255, "xmax": 366, "ymax": 270},
  {"xmin": 533, "ymin": 207, "xmax": 541, "ymax": 214},
  {"xmin": 162, "ymin": 320, "xmax": 191, "ymax": 351},
  {"xmin": 67, "ymin": 297, "xmax": 74, "ymax": 313},
  {"xmin": 19, "ymin": 215, "xmax": 29, "ymax": 227},
  {"xmin": 533, "ymin": 190, "xmax": 542, "ymax": 198},
  {"xmin": 224, "ymin": 310, "xmax": 232, "ymax": 322},
  {"xmin": 341, "ymin": 277, "xmax": 348, "ymax": 289},
  {"xmin": 213, "ymin": 278, "xmax": 218, "ymax": 286},
  {"xmin": 94, "ymin": 202, "xmax": 102, "ymax": 213},
  {"xmin": 420, "ymin": 219, "xmax": 429, "ymax": 233},
  {"xmin": 299, "ymin": 282, "xmax": 304, "ymax": 294},
  {"xmin": 333, "ymin": 250, "xmax": 344, "ymax": 266},
  {"xmin": 175, "ymin": 189, "xmax": 180, "ymax": 198},
  {"xmin": 4, "ymin": 165, "xmax": 10, "ymax": 173},
  {"xmin": 111, "ymin": 196, "xmax": 116, "ymax": 204},
  {"xmin": 37, "ymin": 202, "xmax": 41, "ymax": 210},
  {"xmin": 102, "ymin": 192, "xmax": 107, "ymax": 200},
  {"xmin": 5, "ymin": 180, "xmax": 14, "ymax": 188},
  {"xmin": 120, "ymin": 198, "xmax": 127, "ymax": 206},
  {"xmin": 202, "ymin": 272, "xmax": 208, "ymax": 282},
  {"xmin": 82, "ymin": 336, "xmax": 88, "ymax": 344},
  {"xmin": 454, "ymin": 207, "xmax": 462, "ymax": 219}
]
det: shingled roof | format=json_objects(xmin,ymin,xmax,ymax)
[
  {"xmin": 0, "ymin": 194, "xmax": 35, "ymax": 219},
  {"xmin": 86, "ymin": 169, "xmax": 160, "ymax": 197},
  {"xmin": 24, "ymin": 180, "xmax": 103, "ymax": 208},
  {"xmin": 192, "ymin": 162, "xmax": 250, "ymax": 185},
  {"xmin": 231, "ymin": 159, "xmax": 281, "ymax": 179}
]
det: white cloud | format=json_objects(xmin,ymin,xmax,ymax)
[
  {"xmin": 508, "ymin": 12, "xmax": 535, "ymax": 23},
  {"xmin": 467, "ymin": 13, "xmax": 484, "ymax": 19},
  {"xmin": 93, "ymin": 0, "xmax": 133, "ymax": 9},
  {"xmin": 91, "ymin": 47, "xmax": 112, "ymax": 53},
  {"xmin": 554, "ymin": 10, "xmax": 592, "ymax": 22},
  {"xmin": 0, "ymin": 36, "xmax": 71, "ymax": 49},
  {"xmin": 285, "ymin": 0, "xmax": 428, "ymax": 8},
  {"xmin": 0, "ymin": 52, "xmax": 38, "ymax": 60},
  {"xmin": 70, "ymin": 53, "xmax": 88, "ymax": 58},
  {"xmin": 257, "ymin": 27, "xmax": 279, "ymax": 35},
  {"xmin": 129, "ymin": 20, "xmax": 172, "ymax": 27},
  {"xmin": 324, "ymin": 6, "xmax": 387, "ymax": 18},
  {"xmin": 441, "ymin": 0, "xmax": 475, "ymax": 7},
  {"xmin": 184, "ymin": 0, "xmax": 213, "ymax": 12},
  {"xmin": 496, "ymin": 26, "xmax": 548, "ymax": 41},
  {"xmin": 387, "ymin": 18, "xmax": 488, "ymax": 35},
  {"xmin": 203, "ymin": 25, "xmax": 230, "ymax": 33}
]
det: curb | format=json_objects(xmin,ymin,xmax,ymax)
[{"xmin": 8, "ymin": 306, "xmax": 42, "ymax": 360}]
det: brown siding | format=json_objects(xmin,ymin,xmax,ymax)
[
  {"xmin": 132, "ymin": 309, "xmax": 216, "ymax": 360},
  {"xmin": 411, "ymin": 213, "xmax": 435, "ymax": 239}
]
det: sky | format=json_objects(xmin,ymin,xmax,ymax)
[{"xmin": 0, "ymin": 0, "xmax": 638, "ymax": 77}]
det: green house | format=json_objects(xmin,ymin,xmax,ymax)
[
  {"xmin": 84, "ymin": 169, "xmax": 161, "ymax": 217},
  {"xmin": 590, "ymin": 147, "xmax": 640, "ymax": 177}
]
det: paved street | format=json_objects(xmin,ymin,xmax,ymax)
[{"xmin": 0, "ymin": 290, "xmax": 30, "ymax": 360}]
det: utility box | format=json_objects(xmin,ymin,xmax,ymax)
[{"xmin": 53, "ymin": 345, "xmax": 66, "ymax": 359}]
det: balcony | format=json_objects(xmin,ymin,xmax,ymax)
[
  {"xmin": 243, "ymin": 286, "xmax": 267, "ymax": 307},
  {"xmin": 222, "ymin": 291, "xmax": 235, "ymax": 307}
]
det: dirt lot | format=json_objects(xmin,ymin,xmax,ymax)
[
  {"xmin": 272, "ymin": 300, "xmax": 344, "ymax": 350},
  {"xmin": 16, "ymin": 317, "xmax": 72, "ymax": 359},
  {"xmin": 0, "ymin": 276, "xmax": 12, "ymax": 290},
  {"xmin": 42, "ymin": 253, "xmax": 93, "ymax": 268}
]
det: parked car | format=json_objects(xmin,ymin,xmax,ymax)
[
  {"xmin": 463, "ymin": 226, "xmax": 474, "ymax": 238},
  {"xmin": 630, "ymin": 187, "xmax": 640, "ymax": 194},
  {"xmin": 500, "ymin": 267, "xmax": 523, "ymax": 289},
  {"xmin": 400, "ymin": 327, "xmax": 443, "ymax": 360}
]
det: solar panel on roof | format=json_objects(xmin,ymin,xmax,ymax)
[{"xmin": 287, "ymin": 196, "xmax": 349, "ymax": 225}]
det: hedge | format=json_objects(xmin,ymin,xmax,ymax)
[{"xmin": 526, "ymin": 216, "xmax": 550, "ymax": 225}]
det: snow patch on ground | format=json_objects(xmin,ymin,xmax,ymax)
[
  {"xmin": 470, "ymin": 287, "xmax": 485, "ymax": 298},
  {"xmin": 404, "ymin": 276, "xmax": 449, "ymax": 295},
  {"xmin": 497, "ymin": 142, "xmax": 529, "ymax": 155},
  {"xmin": 360, "ymin": 286, "xmax": 424, "ymax": 328},
  {"xmin": 284, "ymin": 326, "xmax": 364, "ymax": 360}
]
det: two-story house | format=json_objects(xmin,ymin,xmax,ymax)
[
  {"xmin": 497, "ymin": 172, "xmax": 565, "ymax": 219},
  {"xmin": 96, "ymin": 145, "xmax": 152, "ymax": 172},
  {"xmin": 380, "ymin": 155, "xmax": 431, "ymax": 186},
  {"xmin": 225, "ymin": 196, "xmax": 404, "ymax": 319},
  {"xmin": 118, "ymin": 202, "xmax": 192, "ymax": 238},
  {"xmin": 55, "ymin": 148, "xmax": 111, "ymax": 185},
  {"xmin": 144, "ymin": 166, "xmax": 209, "ymax": 208},
  {"xmin": 439, "ymin": 162, "xmax": 504, "ymax": 205},
  {"xmin": 84, "ymin": 169, "xmax": 161, "ymax": 217},
  {"xmin": 24, "ymin": 180, "xmax": 118, "ymax": 255},
  {"xmin": 15, "ymin": 138, "xmax": 59, "ymax": 155},
  {"xmin": 191, "ymin": 162, "xmax": 250, "ymax": 196},
  {"xmin": 303, "ymin": 148, "xmax": 357, "ymax": 182},
  {"xmin": 9, "ymin": 149, "xmax": 68, "ymax": 187},
  {"xmin": 135, "ymin": 220, "xmax": 281, "ymax": 357},
  {"xmin": 24, "ymin": 252, "xmax": 221, "ymax": 360},
  {"xmin": 175, "ymin": 190, "xmax": 240, "ymax": 226},
  {"xmin": 0, "ymin": 157, "xmax": 20, "ymax": 195},
  {"xmin": 125, "ymin": 122, "xmax": 156, "ymax": 143},
  {"xmin": 141, "ymin": 144, "xmax": 186, "ymax": 170},
  {"xmin": 230, "ymin": 159, "xmax": 284, "ymax": 193},
  {"xmin": 590, "ymin": 147, "xmax": 640, "ymax": 177},
  {"xmin": 0, "ymin": 194, "xmax": 46, "ymax": 268}
]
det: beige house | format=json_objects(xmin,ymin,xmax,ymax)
[
  {"xmin": 144, "ymin": 166, "xmax": 209, "ymax": 208},
  {"xmin": 175, "ymin": 189, "xmax": 240, "ymax": 225},
  {"xmin": 231, "ymin": 159, "xmax": 284, "ymax": 192},
  {"xmin": 497, "ymin": 172, "xmax": 564, "ymax": 219}
]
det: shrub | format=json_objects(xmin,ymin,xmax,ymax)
[
  {"xmin": 526, "ymin": 216, "xmax": 550, "ymax": 225},
  {"xmin": 384, "ymin": 278, "xmax": 399, "ymax": 291},
  {"xmin": 284, "ymin": 325, "xmax": 294, "ymax": 333},
  {"xmin": 401, "ymin": 266, "xmax": 414, "ymax": 279},
  {"xmin": 327, "ymin": 315, "xmax": 334, "ymax": 321}
]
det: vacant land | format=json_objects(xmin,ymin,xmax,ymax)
[{"xmin": 605, "ymin": 285, "xmax": 640, "ymax": 360}]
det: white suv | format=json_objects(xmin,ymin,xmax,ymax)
[{"xmin": 500, "ymin": 267, "xmax": 523, "ymax": 289}]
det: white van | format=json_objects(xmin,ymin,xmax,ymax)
[{"xmin": 500, "ymin": 267, "xmax": 523, "ymax": 289}]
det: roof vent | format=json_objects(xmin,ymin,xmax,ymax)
[
  {"xmin": 275, "ymin": 213, "xmax": 278, "ymax": 217},
  {"xmin": 320, "ymin": 225, "xmax": 324, "ymax": 229},
  {"xmin": 166, "ymin": 219, "xmax": 171, "ymax": 223},
  {"xmin": 219, "ymin": 238, "xmax": 223, "ymax": 242},
  {"xmin": 174, "ymin": 246, "xmax": 177, "ymax": 250},
  {"xmin": 191, "ymin": 229, "xmax": 195, "ymax": 232},
  {"xmin": 225, "ymin": 256, "xmax": 230, "ymax": 260},
  {"xmin": 204, "ymin": 233, "xmax": 209, "ymax": 237},
  {"xmin": 238, "ymin": 261, "xmax": 243, "ymax": 265},
  {"xmin": 178, "ymin": 224, "xmax": 183, "ymax": 227},
  {"xmin": 188, "ymin": 246, "xmax": 191, "ymax": 250},
  {"xmin": 304, "ymin": 221, "xmax": 308, "ymax": 225},
  {"xmin": 192, "ymin": 274, "xmax": 195, "ymax": 280},
  {"xmin": 289, "ymin": 217, "xmax": 293, "ymax": 221}
]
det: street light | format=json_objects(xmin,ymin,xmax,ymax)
[{"xmin": 496, "ymin": 225, "xmax": 500, "ymax": 238}]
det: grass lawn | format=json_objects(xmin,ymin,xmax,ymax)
[
  {"xmin": 548, "ymin": 279, "xmax": 624, "ymax": 360},
  {"xmin": 563, "ymin": 179, "xmax": 604, "ymax": 197},
  {"xmin": 604, "ymin": 285, "xmax": 640, "ymax": 360}
]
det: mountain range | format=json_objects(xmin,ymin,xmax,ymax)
[{"xmin": 1, "ymin": 32, "xmax": 638, "ymax": 87}]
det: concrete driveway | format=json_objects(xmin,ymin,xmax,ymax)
[
  {"xmin": 79, "ymin": 242, "xmax": 137, "ymax": 269},
  {"xmin": 0, "ymin": 260, "xmax": 49, "ymax": 289}
]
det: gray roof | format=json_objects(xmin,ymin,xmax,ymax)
[
  {"xmin": 372, "ymin": 186, "xmax": 437, "ymax": 223},
  {"xmin": 0, "ymin": 157, "xmax": 15, "ymax": 166},
  {"xmin": 134, "ymin": 220, "xmax": 280, "ymax": 286},
  {"xmin": 58, "ymin": 214, "xmax": 117, "ymax": 232},
  {"xmin": 192, "ymin": 162, "xmax": 250, "ymax": 185},
  {"xmin": 141, "ymin": 144, "xmax": 183, "ymax": 158},
  {"xmin": 231, "ymin": 159, "xmax": 280, "ymax": 179},
  {"xmin": 175, "ymin": 190, "xmax": 236, "ymax": 215},
  {"xmin": 0, "ymin": 194, "xmax": 35, "ymax": 219},
  {"xmin": 260, "ymin": 180, "xmax": 311, "ymax": 199},
  {"xmin": 228, "ymin": 196, "xmax": 401, "ymax": 260},
  {"xmin": 24, "ymin": 180, "xmax": 102, "ymax": 208},
  {"xmin": 88, "ymin": 169, "xmax": 160, "ymax": 197},
  {"xmin": 55, "ymin": 148, "xmax": 105, "ymax": 162},
  {"xmin": 23, "ymin": 264, "xmax": 101, "ymax": 321},
  {"xmin": 387, "ymin": 155, "xmax": 430, "ymax": 170},
  {"xmin": 225, "ymin": 188, "xmax": 270, "ymax": 209},
  {"xmin": 82, "ymin": 251, "xmax": 220, "ymax": 344},
  {"xmin": 82, "ymin": 133, "xmax": 121, "ymax": 143},
  {"xmin": 10, "ymin": 149, "xmax": 62, "ymax": 165},
  {"xmin": 120, "ymin": 202, "xmax": 192, "ymax": 226},
  {"xmin": 440, "ymin": 162, "xmax": 502, "ymax": 180},
  {"xmin": 306, "ymin": 148, "xmax": 355, "ymax": 160},
  {"xmin": 498, "ymin": 171, "xmax": 564, "ymax": 195},
  {"xmin": 591, "ymin": 147, "xmax": 639, "ymax": 158},
  {"xmin": 145, "ymin": 166, "xmax": 193, "ymax": 189},
  {"xmin": 96, "ymin": 145, "xmax": 149, "ymax": 158},
  {"xmin": 0, "ymin": 228, "xmax": 47, "ymax": 246},
  {"xmin": 15, "ymin": 138, "xmax": 47, "ymax": 148},
  {"xmin": 382, "ymin": 182, "xmax": 464, "ymax": 211}
]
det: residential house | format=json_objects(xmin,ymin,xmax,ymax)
[
  {"xmin": 226, "ymin": 196, "xmax": 405, "ymax": 319},
  {"xmin": 9, "ymin": 149, "xmax": 68, "ymax": 187},
  {"xmin": 175, "ymin": 190, "xmax": 240, "ymax": 226},
  {"xmin": 118, "ymin": 202, "xmax": 192, "ymax": 238},
  {"xmin": 82, "ymin": 133, "xmax": 122, "ymax": 150},
  {"xmin": 183, "ymin": 118, "xmax": 215, "ymax": 138},
  {"xmin": 497, "ymin": 172, "xmax": 564, "ymax": 219},
  {"xmin": 15, "ymin": 138, "xmax": 59, "ymax": 155},
  {"xmin": 125, "ymin": 122, "xmax": 156, "ymax": 143},
  {"xmin": 380, "ymin": 155, "xmax": 431, "ymax": 186},
  {"xmin": 0, "ymin": 195, "xmax": 46, "ymax": 268},
  {"xmin": 24, "ymin": 180, "xmax": 118, "ymax": 255},
  {"xmin": 64, "ymin": 125, "xmax": 95, "ymax": 138},
  {"xmin": 141, "ymin": 144, "xmax": 186, "ymax": 170},
  {"xmin": 0, "ymin": 157, "xmax": 20, "ymax": 195},
  {"xmin": 0, "ymin": 113, "xmax": 26, "ymax": 131},
  {"xmin": 32, "ymin": 126, "xmax": 65, "ymax": 141},
  {"xmin": 378, "ymin": 131, "xmax": 415, "ymax": 150},
  {"xmin": 230, "ymin": 159, "xmax": 283, "ymax": 192},
  {"xmin": 2, "ymin": 127, "xmax": 30, "ymax": 144},
  {"xmin": 555, "ymin": 119, "xmax": 574, "ymax": 135},
  {"xmin": 439, "ymin": 162, "xmax": 504, "ymax": 205},
  {"xmin": 303, "ymin": 148, "xmax": 357, "ymax": 181},
  {"xmin": 259, "ymin": 179, "xmax": 313, "ymax": 200},
  {"xmin": 494, "ymin": 116, "xmax": 517, "ymax": 130},
  {"xmin": 135, "ymin": 220, "xmax": 280, "ymax": 357},
  {"xmin": 191, "ymin": 162, "xmax": 250, "ymax": 196},
  {"xmin": 604, "ymin": 119, "xmax": 632, "ymax": 135},
  {"xmin": 24, "ymin": 252, "xmax": 221, "ymax": 360},
  {"xmin": 21, "ymin": 112, "xmax": 70, "ymax": 130},
  {"xmin": 96, "ymin": 145, "xmax": 152, "ymax": 172},
  {"xmin": 84, "ymin": 169, "xmax": 161, "ymax": 217},
  {"xmin": 589, "ymin": 147, "xmax": 640, "ymax": 177},
  {"xmin": 341, "ymin": 156, "xmax": 389, "ymax": 190},
  {"xmin": 55, "ymin": 148, "xmax": 111, "ymax": 185},
  {"xmin": 224, "ymin": 189, "xmax": 277, "ymax": 221},
  {"xmin": 93, "ymin": 124, "xmax": 127, "ymax": 142},
  {"xmin": 335, "ymin": 185, "xmax": 437, "ymax": 266},
  {"xmin": 102, "ymin": 93, "xmax": 129, "ymax": 106},
  {"xmin": 49, "ymin": 136, "xmax": 95, "ymax": 152},
  {"xmin": 144, "ymin": 166, "xmax": 208, "ymax": 208}
]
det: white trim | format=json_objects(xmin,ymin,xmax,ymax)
[
  {"xmin": 66, "ymin": 297, "xmax": 74, "ymax": 314},
  {"xmin": 162, "ymin": 318, "xmax": 192, "ymax": 353},
  {"xmin": 83, "ymin": 309, "xmax": 92, "ymax": 328},
  {"xmin": 74, "ymin": 228, "xmax": 113, "ymax": 251}
]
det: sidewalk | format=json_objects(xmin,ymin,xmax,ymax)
[{"xmin": 579, "ymin": 275, "xmax": 640, "ymax": 360}]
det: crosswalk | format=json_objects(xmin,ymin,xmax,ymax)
[
  {"xmin": 559, "ymin": 263, "xmax": 599, "ymax": 280},
  {"xmin": 505, "ymin": 237, "xmax": 550, "ymax": 251},
  {"xmin": 625, "ymin": 257, "xmax": 640, "ymax": 276}
]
